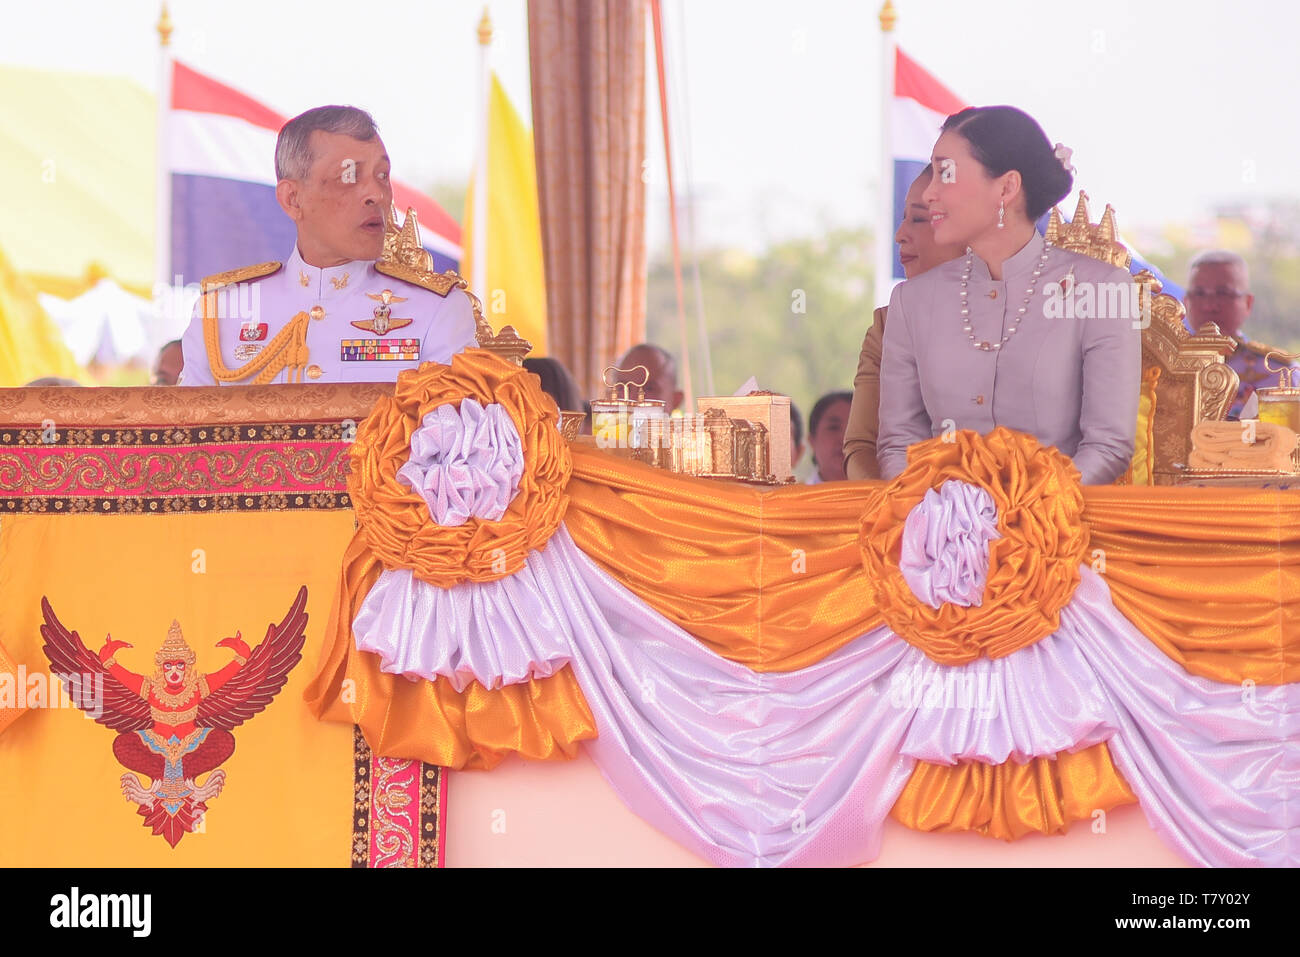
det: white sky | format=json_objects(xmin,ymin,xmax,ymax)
[{"xmin": 2, "ymin": 0, "xmax": 1296, "ymax": 252}]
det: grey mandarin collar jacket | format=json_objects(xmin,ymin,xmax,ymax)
[{"xmin": 876, "ymin": 232, "xmax": 1141, "ymax": 484}]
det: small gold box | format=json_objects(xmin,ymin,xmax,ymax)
[{"xmin": 694, "ymin": 392, "xmax": 792, "ymax": 482}]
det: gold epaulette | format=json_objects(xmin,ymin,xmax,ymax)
[
  {"xmin": 1236, "ymin": 334, "xmax": 1283, "ymax": 357},
  {"xmin": 200, "ymin": 261, "xmax": 282, "ymax": 294},
  {"xmin": 374, "ymin": 260, "xmax": 459, "ymax": 297}
]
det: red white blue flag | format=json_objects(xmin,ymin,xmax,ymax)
[{"xmin": 889, "ymin": 47, "xmax": 966, "ymax": 282}]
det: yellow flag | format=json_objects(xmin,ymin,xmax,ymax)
[
  {"xmin": 0, "ymin": 65, "xmax": 153, "ymax": 298},
  {"xmin": 0, "ymin": 242, "xmax": 84, "ymax": 386},
  {"xmin": 462, "ymin": 73, "xmax": 549, "ymax": 355}
]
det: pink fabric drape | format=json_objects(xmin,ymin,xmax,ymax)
[{"xmin": 528, "ymin": 0, "xmax": 648, "ymax": 396}]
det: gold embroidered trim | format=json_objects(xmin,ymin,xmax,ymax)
[
  {"xmin": 152, "ymin": 676, "xmax": 198, "ymax": 709},
  {"xmin": 151, "ymin": 703, "xmax": 198, "ymax": 725},
  {"xmin": 200, "ymin": 261, "xmax": 282, "ymax": 293},
  {"xmin": 374, "ymin": 260, "xmax": 457, "ymax": 296}
]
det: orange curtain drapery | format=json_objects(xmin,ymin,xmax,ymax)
[{"xmin": 528, "ymin": 0, "xmax": 648, "ymax": 395}]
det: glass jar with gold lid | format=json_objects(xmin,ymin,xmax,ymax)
[{"xmin": 1255, "ymin": 353, "xmax": 1300, "ymax": 435}]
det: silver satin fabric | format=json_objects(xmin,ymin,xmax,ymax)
[
  {"xmin": 396, "ymin": 399, "xmax": 524, "ymax": 526},
  {"xmin": 899, "ymin": 479, "xmax": 1000, "ymax": 608}
]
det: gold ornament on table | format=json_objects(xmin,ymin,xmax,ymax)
[
  {"xmin": 584, "ymin": 374, "xmax": 785, "ymax": 483},
  {"xmin": 1254, "ymin": 351, "xmax": 1300, "ymax": 469},
  {"xmin": 591, "ymin": 365, "xmax": 667, "ymax": 456},
  {"xmin": 693, "ymin": 391, "xmax": 791, "ymax": 483}
]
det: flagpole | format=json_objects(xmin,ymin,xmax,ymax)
[
  {"xmin": 876, "ymin": 1, "xmax": 897, "ymax": 309},
  {"xmin": 472, "ymin": 7, "xmax": 492, "ymax": 302},
  {"xmin": 154, "ymin": 2, "xmax": 174, "ymax": 300},
  {"xmin": 650, "ymin": 0, "xmax": 694, "ymax": 411}
]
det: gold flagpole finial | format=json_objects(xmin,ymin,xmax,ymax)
[
  {"xmin": 879, "ymin": 0, "xmax": 897, "ymax": 32},
  {"xmin": 157, "ymin": 1, "xmax": 174, "ymax": 47},
  {"xmin": 478, "ymin": 7, "xmax": 494, "ymax": 46}
]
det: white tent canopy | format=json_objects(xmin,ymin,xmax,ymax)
[{"xmin": 39, "ymin": 279, "xmax": 192, "ymax": 367}]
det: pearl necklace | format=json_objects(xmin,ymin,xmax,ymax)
[{"xmin": 959, "ymin": 241, "xmax": 1054, "ymax": 351}]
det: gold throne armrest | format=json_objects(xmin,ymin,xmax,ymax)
[{"xmin": 1046, "ymin": 193, "xmax": 1238, "ymax": 484}]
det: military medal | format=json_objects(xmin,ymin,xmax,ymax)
[
  {"xmin": 354, "ymin": 289, "xmax": 413, "ymax": 336},
  {"xmin": 340, "ymin": 337, "xmax": 420, "ymax": 361},
  {"xmin": 239, "ymin": 322, "xmax": 268, "ymax": 342}
]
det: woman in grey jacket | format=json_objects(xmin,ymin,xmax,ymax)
[{"xmin": 876, "ymin": 106, "xmax": 1141, "ymax": 485}]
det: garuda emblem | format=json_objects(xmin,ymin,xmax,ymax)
[{"xmin": 40, "ymin": 587, "xmax": 309, "ymax": 848}]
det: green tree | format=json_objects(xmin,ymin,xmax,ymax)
[{"xmin": 646, "ymin": 227, "xmax": 876, "ymax": 436}]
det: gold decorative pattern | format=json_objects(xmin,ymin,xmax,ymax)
[
  {"xmin": 371, "ymin": 756, "xmax": 419, "ymax": 867},
  {"xmin": 376, "ymin": 205, "xmax": 456, "ymax": 294},
  {"xmin": 1044, "ymin": 193, "xmax": 1131, "ymax": 271},
  {"xmin": 376, "ymin": 204, "xmax": 525, "ymax": 361},
  {"xmin": 351, "ymin": 725, "xmax": 443, "ymax": 868},
  {"xmin": 1050, "ymin": 193, "xmax": 1238, "ymax": 484},
  {"xmin": 0, "ymin": 384, "xmax": 393, "ymax": 427},
  {"xmin": 200, "ymin": 261, "xmax": 282, "ymax": 294},
  {"xmin": 0, "ymin": 446, "xmax": 346, "ymax": 495}
]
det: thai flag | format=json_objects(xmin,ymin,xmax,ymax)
[
  {"xmin": 887, "ymin": 48, "xmax": 1182, "ymax": 299},
  {"xmin": 889, "ymin": 47, "xmax": 966, "ymax": 283},
  {"xmin": 166, "ymin": 61, "xmax": 461, "ymax": 286}
]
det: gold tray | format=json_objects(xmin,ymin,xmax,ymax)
[{"xmin": 1175, "ymin": 464, "xmax": 1300, "ymax": 478}]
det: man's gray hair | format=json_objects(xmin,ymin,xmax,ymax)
[
  {"xmin": 1188, "ymin": 249, "xmax": 1250, "ymax": 283},
  {"xmin": 275, "ymin": 106, "xmax": 379, "ymax": 181}
]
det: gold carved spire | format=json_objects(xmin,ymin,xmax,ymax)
[
  {"xmin": 155, "ymin": 620, "xmax": 196, "ymax": 665},
  {"xmin": 375, "ymin": 205, "xmax": 532, "ymax": 363},
  {"xmin": 1044, "ymin": 191, "xmax": 1132, "ymax": 271}
]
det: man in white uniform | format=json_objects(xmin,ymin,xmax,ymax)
[{"xmin": 179, "ymin": 106, "xmax": 477, "ymax": 386}]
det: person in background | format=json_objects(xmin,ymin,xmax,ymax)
[
  {"xmin": 614, "ymin": 343, "xmax": 684, "ymax": 413},
  {"xmin": 844, "ymin": 164, "xmax": 965, "ymax": 479},
  {"xmin": 523, "ymin": 356, "xmax": 588, "ymax": 431},
  {"xmin": 806, "ymin": 390, "xmax": 852, "ymax": 484},
  {"xmin": 1183, "ymin": 250, "xmax": 1299, "ymax": 418},
  {"xmin": 24, "ymin": 377, "xmax": 81, "ymax": 387},
  {"xmin": 152, "ymin": 339, "xmax": 184, "ymax": 386},
  {"xmin": 789, "ymin": 399, "xmax": 805, "ymax": 473}
]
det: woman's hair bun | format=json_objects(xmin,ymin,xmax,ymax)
[{"xmin": 940, "ymin": 106, "xmax": 1073, "ymax": 221}]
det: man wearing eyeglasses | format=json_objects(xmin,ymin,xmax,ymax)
[{"xmin": 1185, "ymin": 250, "xmax": 1296, "ymax": 418}]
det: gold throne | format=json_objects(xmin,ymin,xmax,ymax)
[
  {"xmin": 1045, "ymin": 193, "xmax": 1238, "ymax": 485},
  {"xmin": 378, "ymin": 205, "xmax": 533, "ymax": 365}
]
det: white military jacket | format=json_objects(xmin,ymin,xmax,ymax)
[{"xmin": 178, "ymin": 246, "xmax": 478, "ymax": 386}]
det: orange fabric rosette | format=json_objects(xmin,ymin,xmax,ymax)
[
  {"xmin": 348, "ymin": 348, "xmax": 572, "ymax": 586},
  {"xmin": 858, "ymin": 427, "xmax": 1089, "ymax": 665}
]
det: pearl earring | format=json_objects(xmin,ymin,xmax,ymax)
[{"xmin": 997, "ymin": 201, "xmax": 1005, "ymax": 229}]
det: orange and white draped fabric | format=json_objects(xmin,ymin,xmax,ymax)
[
  {"xmin": 0, "ymin": 387, "xmax": 444, "ymax": 867},
  {"xmin": 308, "ymin": 351, "xmax": 1298, "ymax": 867}
]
